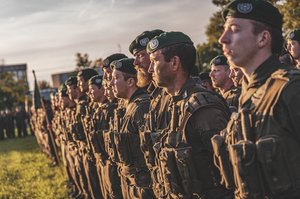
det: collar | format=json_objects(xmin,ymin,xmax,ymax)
[
  {"xmin": 128, "ymin": 87, "xmax": 147, "ymax": 103},
  {"xmin": 172, "ymin": 77, "xmax": 195, "ymax": 102}
]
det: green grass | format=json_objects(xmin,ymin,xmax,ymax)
[{"xmin": 0, "ymin": 136, "xmax": 68, "ymax": 199}]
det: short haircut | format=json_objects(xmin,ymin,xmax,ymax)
[
  {"xmin": 251, "ymin": 20, "xmax": 284, "ymax": 55},
  {"xmin": 160, "ymin": 43, "xmax": 196, "ymax": 75}
]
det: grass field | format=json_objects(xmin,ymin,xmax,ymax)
[{"xmin": 0, "ymin": 136, "xmax": 68, "ymax": 199}]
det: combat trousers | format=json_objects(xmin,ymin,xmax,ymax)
[
  {"xmin": 74, "ymin": 150, "xmax": 90, "ymax": 198},
  {"xmin": 83, "ymin": 151, "xmax": 103, "ymax": 199},
  {"xmin": 66, "ymin": 143, "xmax": 83, "ymax": 198}
]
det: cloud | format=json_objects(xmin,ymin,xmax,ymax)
[{"xmin": 0, "ymin": 0, "xmax": 218, "ymax": 89}]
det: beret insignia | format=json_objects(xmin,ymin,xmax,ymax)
[
  {"xmin": 103, "ymin": 59, "xmax": 110, "ymax": 67},
  {"xmin": 237, "ymin": 3, "xmax": 253, "ymax": 14},
  {"xmin": 290, "ymin": 32, "xmax": 295, "ymax": 39},
  {"xmin": 215, "ymin": 58, "xmax": 221, "ymax": 65},
  {"xmin": 95, "ymin": 78, "xmax": 101, "ymax": 84},
  {"xmin": 116, "ymin": 61, "xmax": 122, "ymax": 68},
  {"xmin": 139, "ymin": 37, "xmax": 149, "ymax": 46},
  {"xmin": 149, "ymin": 39, "xmax": 159, "ymax": 50}
]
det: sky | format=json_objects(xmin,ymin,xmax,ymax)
[{"xmin": 0, "ymin": 0, "xmax": 219, "ymax": 90}]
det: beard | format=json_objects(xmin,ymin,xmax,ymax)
[{"xmin": 137, "ymin": 69, "xmax": 152, "ymax": 88}]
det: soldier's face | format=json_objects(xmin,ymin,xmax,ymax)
[
  {"xmin": 77, "ymin": 76, "xmax": 88, "ymax": 93},
  {"xmin": 111, "ymin": 69, "xmax": 129, "ymax": 99},
  {"xmin": 103, "ymin": 81, "xmax": 115, "ymax": 102},
  {"xmin": 209, "ymin": 65, "xmax": 231, "ymax": 89},
  {"xmin": 103, "ymin": 67, "xmax": 112, "ymax": 82},
  {"xmin": 67, "ymin": 85, "xmax": 77, "ymax": 101},
  {"xmin": 149, "ymin": 50, "xmax": 172, "ymax": 88},
  {"xmin": 134, "ymin": 50, "xmax": 152, "ymax": 88},
  {"xmin": 219, "ymin": 17, "xmax": 260, "ymax": 68},
  {"xmin": 229, "ymin": 66, "xmax": 243, "ymax": 87},
  {"xmin": 89, "ymin": 84, "xmax": 105, "ymax": 102},
  {"xmin": 287, "ymin": 40, "xmax": 300, "ymax": 60}
]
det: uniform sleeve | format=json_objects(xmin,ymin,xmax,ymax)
[
  {"xmin": 275, "ymin": 79, "xmax": 300, "ymax": 142},
  {"xmin": 185, "ymin": 107, "xmax": 229, "ymax": 153}
]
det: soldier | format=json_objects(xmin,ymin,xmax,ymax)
[
  {"xmin": 129, "ymin": 29, "xmax": 172, "ymax": 198},
  {"xmin": 110, "ymin": 58, "xmax": 153, "ymax": 199},
  {"xmin": 147, "ymin": 31, "xmax": 232, "ymax": 199},
  {"xmin": 102, "ymin": 54, "xmax": 128, "ymax": 83},
  {"xmin": 66, "ymin": 75, "xmax": 91, "ymax": 198},
  {"xmin": 287, "ymin": 28, "xmax": 300, "ymax": 68},
  {"xmin": 210, "ymin": 55, "xmax": 240, "ymax": 111},
  {"xmin": 216, "ymin": 0, "xmax": 300, "ymax": 198},
  {"xmin": 99, "ymin": 54, "xmax": 127, "ymax": 199},
  {"xmin": 76, "ymin": 68, "xmax": 103, "ymax": 199}
]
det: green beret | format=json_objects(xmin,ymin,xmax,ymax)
[
  {"xmin": 147, "ymin": 31, "xmax": 193, "ymax": 54},
  {"xmin": 102, "ymin": 53, "xmax": 128, "ymax": 69},
  {"xmin": 77, "ymin": 68, "xmax": 98, "ymax": 81},
  {"xmin": 210, "ymin": 55, "xmax": 228, "ymax": 66},
  {"xmin": 59, "ymin": 84, "xmax": 68, "ymax": 97},
  {"xmin": 129, "ymin": 29, "xmax": 164, "ymax": 55},
  {"xmin": 65, "ymin": 76, "xmax": 77, "ymax": 86},
  {"xmin": 88, "ymin": 75, "xmax": 103, "ymax": 87},
  {"xmin": 288, "ymin": 29, "xmax": 300, "ymax": 42},
  {"xmin": 111, "ymin": 58, "xmax": 136, "ymax": 75},
  {"xmin": 222, "ymin": 0, "xmax": 283, "ymax": 30}
]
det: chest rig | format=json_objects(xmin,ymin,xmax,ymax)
[
  {"xmin": 224, "ymin": 69, "xmax": 300, "ymax": 199},
  {"xmin": 155, "ymin": 86, "xmax": 228, "ymax": 199}
]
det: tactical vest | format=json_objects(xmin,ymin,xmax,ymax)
[
  {"xmin": 224, "ymin": 69, "xmax": 300, "ymax": 199},
  {"xmin": 157, "ymin": 86, "xmax": 230, "ymax": 199}
]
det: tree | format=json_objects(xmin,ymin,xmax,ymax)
[
  {"xmin": 38, "ymin": 80, "xmax": 51, "ymax": 90},
  {"xmin": 0, "ymin": 72, "xmax": 29, "ymax": 110},
  {"xmin": 75, "ymin": 52, "xmax": 92, "ymax": 70}
]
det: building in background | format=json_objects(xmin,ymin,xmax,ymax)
[{"xmin": 0, "ymin": 63, "xmax": 28, "ymax": 86}]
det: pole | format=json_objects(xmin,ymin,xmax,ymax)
[{"xmin": 32, "ymin": 70, "xmax": 60, "ymax": 166}]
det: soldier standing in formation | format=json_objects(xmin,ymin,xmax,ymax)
[
  {"xmin": 287, "ymin": 28, "xmax": 300, "ymax": 68},
  {"xmin": 214, "ymin": 0, "xmax": 300, "ymax": 198}
]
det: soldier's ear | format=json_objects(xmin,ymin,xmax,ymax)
[
  {"xmin": 170, "ymin": 56, "xmax": 180, "ymax": 71},
  {"xmin": 127, "ymin": 77, "xmax": 136, "ymax": 87}
]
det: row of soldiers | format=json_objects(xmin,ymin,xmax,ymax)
[
  {"xmin": 31, "ymin": 0, "xmax": 300, "ymax": 198},
  {"xmin": 0, "ymin": 107, "xmax": 29, "ymax": 140}
]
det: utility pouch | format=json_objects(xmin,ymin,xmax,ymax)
[
  {"xmin": 114, "ymin": 132, "xmax": 131, "ymax": 164},
  {"xmin": 128, "ymin": 133, "xmax": 145, "ymax": 168},
  {"xmin": 229, "ymin": 141, "xmax": 265, "ymax": 199},
  {"xmin": 174, "ymin": 146, "xmax": 203, "ymax": 198},
  {"xmin": 211, "ymin": 134, "xmax": 234, "ymax": 189},
  {"xmin": 159, "ymin": 147, "xmax": 184, "ymax": 197},
  {"xmin": 256, "ymin": 135, "xmax": 292, "ymax": 194},
  {"xmin": 104, "ymin": 131, "xmax": 119, "ymax": 162},
  {"xmin": 140, "ymin": 130, "xmax": 156, "ymax": 167}
]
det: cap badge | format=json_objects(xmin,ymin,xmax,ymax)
[
  {"xmin": 116, "ymin": 62, "xmax": 122, "ymax": 68},
  {"xmin": 215, "ymin": 58, "xmax": 221, "ymax": 65},
  {"xmin": 290, "ymin": 32, "xmax": 295, "ymax": 39},
  {"xmin": 139, "ymin": 37, "xmax": 149, "ymax": 46},
  {"xmin": 237, "ymin": 3, "xmax": 253, "ymax": 14},
  {"xmin": 95, "ymin": 78, "xmax": 101, "ymax": 84},
  {"xmin": 149, "ymin": 39, "xmax": 159, "ymax": 50}
]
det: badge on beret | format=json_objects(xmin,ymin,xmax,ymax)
[
  {"xmin": 95, "ymin": 78, "xmax": 101, "ymax": 84},
  {"xmin": 116, "ymin": 62, "xmax": 122, "ymax": 69},
  {"xmin": 237, "ymin": 3, "xmax": 253, "ymax": 14},
  {"xmin": 290, "ymin": 32, "xmax": 295, "ymax": 39},
  {"xmin": 103, "ymin": 59, "xmax": 110, "ymax": 67},
  {"xmin": 149, "ymin": 39, "xmax": 159, "ymax": 50},
  {"xmin": 139, "ymin": 37, "xmax": 149, "ymax": 47},
  {"xmin": 215, "ymin": 58, "xmax": 221, "ymax": 65}
]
